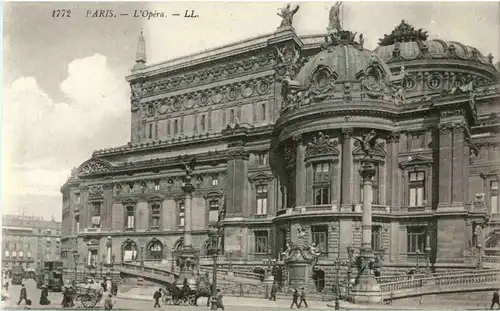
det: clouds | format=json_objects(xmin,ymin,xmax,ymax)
[{"xmin": 3, "ymin": 53, "xmax": 130, "ymax": 215}]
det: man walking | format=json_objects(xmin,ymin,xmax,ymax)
[
  {"xmin": 290, "ymin": 288, "xmax": 300, "ymax": 309},
  {"xmin": 298, "ymin": 287, "xmax": 308, "ymax": 308},
  {"xmin": 216, "ymin": 289, "xmax": 224, "ymax": 310},
  {"xmin": 153, "ymin": 288, "xmax": 162, "ymax": 308},
  {"xmin": 491, "ymin": 289, "xmax": 500, "ymax": 309},
  {"xmin": 104, "ymin": 294, "xmax": 115, "ymax": 310},
  {"xmin": 269, "ymin": 281, "xmax": 277, "ymax": 301},
  {"xmin": 17, "ymin": 284, "xmax": 27, "ymax": 305}
]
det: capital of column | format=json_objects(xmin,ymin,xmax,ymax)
[
  {"xmin": 386, "ymin": 132, "xmax": 400, "ymax": 143},
  {"xmin": 359, "ymin": 160, "xmax": 376, "ymax": 181},
  {"xmin": 228, "ymin": 149, "xmax": 250, "ymax": 160},
  {"xmin": 182, "ymin": 181, "xmax": 195, "ymax": 194},
  {"xmin": 341, "ymin": 128, "xmax": 353, "ymax": 139}
]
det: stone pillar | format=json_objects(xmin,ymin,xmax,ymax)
[
  {"xmin": 103, "ymin": 183, "xmax": 113, "ymax": 229},
  {"xmin": 106, "ymin": 237, "xmax": 112, "ymax": 265},
  {"xmin": 438, "ymin": 123, "xmax": 453, "ymax": 209},
  {"xmin": 178, "ymin": 178, "xmax": 197, "ymax": 283},
  {"xmin": 341, "ymin": 128, "xmax": 353, "ymax": 211},
  {"xmin": 451, "ymin": 124, "xmax": 465, "ymax": 207},
  {"xmin": 226, "ymin": 149, "xmax": 249, "ymax": 216},
  {"xmin": 295, "ymin": 136, "xmax": 307, "ymax": 206},
  {"xmin": 386, "ymin": 133, "xmax": 400, "ymax": 210},
  {"xmin": 351, "ymin": 159, "xmax": 381, "ymax": 304}
]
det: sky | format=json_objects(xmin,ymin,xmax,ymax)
[{"xmin": 3, "ymin": 1, "xmax": 500, "ymax": 221}]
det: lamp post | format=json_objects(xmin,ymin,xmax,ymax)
[
  {"xmin": 346, "ymin": 246, "xmax": 355, "ymax": 299},
  {"xmin": 207, "ymin": 225, "xmax": 221, "ymax": 311},
  {"xmin": 73, "ymin": 252, "xmax": 80, "ymax": 283},
  {"xmin": 140, "ymin": 245, "xmax": 145, "ymax": 266},
  {"xmin": 476, "ymin": 243, "xmax": 483, "ymax": 269},
  {"xmin": 415, "ymin": 249, "xmax": 420, "ymax": 273},
  {"xmin": 228, "ymin": 251, "xmax": 233, "ymax": 272},
  {"xmin": 424, "ymin": 245, "xmax": 431, "ymax": 274},
  {"xmin": 262, "ymin": 253, "xmax": 276, "ymax": 299},
  {"xmin": 334, "ymin": 258, "xmax": 341, "ymax": 310}
]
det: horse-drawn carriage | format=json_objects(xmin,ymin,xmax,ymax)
[
  {"xmin": 73, "ymin": 283, "xmax": 103, "ymax": 308},
  {"xmin": 161, "ymin": 278, "xmax": 211, "ymax": 306}
]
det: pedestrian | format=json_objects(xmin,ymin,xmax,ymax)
[
  {"xmin": 298, "ymin": 287, "xmax": 308, "ymax": 308},
  {"xmin": 68, "ymin": 286, "xmax": 75, "ymax": 307},
  {"xmin": 104, "ymin": 294, "xmax": 115, "ymax": 310},
  {"xmin": 17, "ymin": 284, "xmax": 27, "ymax": 305},
  {"xmin": 153, "ymin": 288, "xmax": 162, "ymax": 308},
  {"xmin": 290, "ymin": 288, "xmax": 300, "ymax": 309},
  {"xmin": 39, "ymin": 285, "xmax": 51, "ymax": 305},
  {"xmin": 270, "ymin": 281, "xmax": 277, "ymax": 301},
  {"xmin": 4, "ymin": 281, "xmax": 9, "ymax": 291},
  {"xmin": 216, "ymin": 289, "xmax": 224, "ymax": 310},
  {"xmin": 61, "ymin": 286, "xmax": 71, "ymax": 308},
  {"xmin": 491, "ymin": 289, "xmax": 500, "ymax": 309}
]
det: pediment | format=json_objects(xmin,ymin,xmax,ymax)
[
  {"xmin": 146, "ymin": 194, "xmax": 164, "ymax": 202},
  {"xmin": 77, "ymin": 158, "xmax": 113, "ymax": 177},
  {"xmin": 204, "ymin": 191, "xmax": 224, "ymax": 200},
  {"xmin": 121, "ymin": 197, "xmax": 138, "ymax": 206},
  {"xmin": 398, "ymin": 155, "xmax": 433, "ymax": 169},
  {"xmin": 248, "ymin": 172, "xmax": 274, "ymax": 183}
]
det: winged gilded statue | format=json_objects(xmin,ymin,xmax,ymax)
[{"xmin": 178, "ymin": 156, "xmax": 196, "ymax": 179}]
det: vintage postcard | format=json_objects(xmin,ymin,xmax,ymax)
[{"xmin": 2, "ymin": 1, "xmax": 499, "ymax": 310}]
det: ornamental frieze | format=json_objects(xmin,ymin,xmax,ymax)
[
  {"xmin": 138, "ymin": 76, "xmax": 274, "ymax": 115},
  {"xmin": 130, "ymin": 53, "xmax": 276, "ymax": 98},
  {"xmin": 88, "ymin": 184, "xmax": 104, "ymax": 198},
  {"xmin": 77, "ymin": 159, "xmax": 111, "ymax": 177},
  {"xmin": 305, "ymin": 132, "xmax": 339, "ymax": 158}
]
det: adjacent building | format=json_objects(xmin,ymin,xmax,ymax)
[
  {"xmin": 2, "ymin": 214, "xmax": 62, "ymax": 272},
  {"xmin": 60, "ymin": 8, "xmax": 500, "ymax": 287}
]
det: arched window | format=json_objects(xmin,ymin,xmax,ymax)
[
  {"xmin": 173, "ymin": 239, "xmax": 184, "ymax": 252},
  {"xmin": 122, "ymin": 240, "xmax": 138, "ymax": 262},
  {"xmin": 147, "ymin": 240, "xmax": 164, "ymax": 260}
]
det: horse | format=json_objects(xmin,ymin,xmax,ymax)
[{"xmin": 193, "ymin": 278, "xmax": 212, "ymax": 307}]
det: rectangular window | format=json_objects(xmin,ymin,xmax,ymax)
[
  {"xmin": 261, "ymin": 103, "xmax": 266, "ymax": 121},
  {"xmin": 311, "ymin": 225, "xmax": 328, "ymax": 254},
  {"xmin": 178, "ymin": 201, "xmax": 185, "ymax": 227},
  {"xmin": 372, "ymin": 226, "xmax": 381, "ymax": 251},
  {"xmin": 154, "ymin": 180, "xmax": 160, "ymax": 191},
  {"xmin": 148, "ymin": 123, "xmax": 153, "ymax": 139},
  {"xmin": 491, "ymin": 181, "xmax": 499, "ymax": 214},
  {"xmin": 201, "ymin": 115, "xmax": 206, "ymax": 132},
  {"xmin": 75, "ymin": 193, "xmax": 80, "ymax": 204},
  {"xmin": 151, "ymin": 204, "xmax": 161, "ymax": 228},
  {"xmin": 407, "ymin": 226, "xmax": 426, "ymax": 253},
  {"xmin": 174, "ymin": 120, "xmax": 179, "ymax": 135},
  {"xmin": 75, "ymin": 215, "xmax": 80, "ymax": 232},
  {"xmin": 194, "ymin": 115, "xmax": 198, "ymax": 132},
  {"xmin": 91, "ymin": 203, "xmax": 101, "ymax": 228},
  {"xmin": 212, "ymin": 176, "xmax": 219, "ymax": 186},
  {"xmin": 180, "ymin": 116, "xmax": 184, "ymax": 133},
  {"xmin": 167, "ymin": 120, "xmax": 171, "ymax": 136},
  {"xmin": 256, "ymin": 185, "xmax": 268, "ymax": 215},
  {"xmin": 126, "ymin": 206, "xmax": 135, "ymax": 229},
  {"xmin": 254, "ymin": 231, "xmax": 269, "ymax": 254},
  {"xmin": 229, "ymin": 109, "xmax": 235, "ymax": 123},
  {"xmin": 408, "ymin": 172, "xmax": 425, "ymax": 207},
  {"xmin": 313, "ymin": 163, "xmax": 330, "ymax": 205},
  {"xmin": 209, "ymin": 200, "xmax": 219, "ymax": 224}
]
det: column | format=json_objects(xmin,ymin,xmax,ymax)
[
  {"xmin": 103, "ymin": 183, "xmax": 113, "ymax": 229},
  {"xmin": 451, "ymin": 123, "xmax": 465, "ymax": 207},
  {"xmin": 438, "ymin": 124, "xmax": 453, "ymax": 209},
  {"xmin": 341, "ymin": 128, "xmax": 353, "ymax": 211},
  {"xmin": 106, "ymin": 237, "xmax": 112, "ymax": 265},
  {"xmin": 386, "ymin": 133, "xmax": 400, "ymax": 210},
  {"xmin": 183, "ymin": 182, "xmax": 195, "ymax": 248},
  {"xmin": 351, "ymin": 159, "xmax": 381, "ymax": 304},
  {"xmin": 295, "ymin": 136, "xmax": 307, "ymax": 206},
  {"xmin": 226, "ymin": 148, "xmax": 249, "ymax": 216}
]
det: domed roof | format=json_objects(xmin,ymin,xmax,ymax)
[
  {"xmin": 295, "ymin": 31, "xmax": 392, "ymax": 88},
  {"xmin": 374, "ymin": 20, "xmax": 494, "ymax": 67}
]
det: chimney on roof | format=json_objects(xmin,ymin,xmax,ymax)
[{"xmin": 133, "ymin": 30, "xmax": 147, "ymax": 70}]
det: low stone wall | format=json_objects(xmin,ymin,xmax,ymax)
[{"xmin": 390, "ymin": 290, "xmax": 492, "ymax": 308}]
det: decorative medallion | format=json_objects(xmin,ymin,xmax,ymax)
[
  {"xmin": 212, "ymin": 92, "xmax": 223, "ymax": 104},
  {"xmin": 158, "ymin": 104, "xmax": 168, "ymax": 114},
  {"xmin": 184, "ymin": 98, "xmax": 195, "ymax": 109},
  {"xmin": 242, "ymin": 85, "xmax": 254, "ymax": 98},
  {"xmin": 257, "ymin": 81, "xmax": 270, "ymax": 95},
  {"xmin": 227, "ymin": 87, "xmax": 239, "ymax": 101},
  {"xmin": 403, "ymin": 77, "xmax": 416, "ymax": 91},
  {"xmin": 199, "ymin": 94, "xmax": 209, "ymax": 106},
  {"xmin": 172, "ymin": 99, "xmax": 182, "ymax": 111},
  {"xmin": 428, "ymin": 76, "xmax": 441, "ymax": 89},
  {"xmin": 146, "ymin": 104, "xmax": 155, "ymax": 116}
]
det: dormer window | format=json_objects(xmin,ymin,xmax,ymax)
[{"xmin": 317, "ymin": 71, "xmax": 328, "ymax": 88}]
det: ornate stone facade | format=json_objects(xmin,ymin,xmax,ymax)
[{"xmin": 61, "ymin": 14, "xmax": 500, "ymax": 288}]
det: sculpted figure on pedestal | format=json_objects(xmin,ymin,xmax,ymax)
[
  {"xmin": 328, "ymin": 2, "xmax": 343, "ymax": 32},
  {"xmin": 277, "ymin": 3, "xmax": 300, "ymax": 28}
]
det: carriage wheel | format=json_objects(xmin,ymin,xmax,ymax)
[
  {"xmin": 188, "ymin": 296, "xmax": 196, "ymax": 306},
  {"xmin": 80, "ymin": 295, "xmax": 98, "ymax": 308},
  {"xmin": 182, "ymin": 297, "xmax": 190, "ymax": 306},
  {"xmin": 173, "ymin": 297, "xmax": 181, "ymax": 305}
]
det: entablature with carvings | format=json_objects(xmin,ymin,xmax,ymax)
[
  {"xmin": 129, "ymin": 51, "xmax": 277, "ymax": 100},
  {"xmin": 138, "ymin": 75, "xmax": 275, "ymax": 117}
]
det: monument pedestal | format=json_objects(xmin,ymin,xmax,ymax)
[
  {"xmin": 177, "ymin": 246, "xmax": 198, "ymax": 289},
  {"xmin": 350, "ymin": 273, "xmax": 382, "ymax": 304},
  {"xmin": 287, "ymin": 260, "xmax": 315, "ymax": 292}
]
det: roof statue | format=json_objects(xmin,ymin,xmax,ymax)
[
  {"xmin": 353, "ymin": 130, "xmax": 380, "ymax": 158},
  {"xmin": 328, "ymin": 2, "xmax": 343, "ymax": 32},
  {"xmin": 277, "ymin": 3, "xmax": 300, "ymax": 29},
  {"xmin": 378, "ymin": 20, "xmax": 428, "ymax": 46},
  {"xmin": 133, "ymin": 30, "xmax": 147, "ymax": 70}
]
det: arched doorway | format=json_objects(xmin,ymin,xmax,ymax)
[
  {"xmin": 147, "ymin": 239, "xmax": 164, "ymax": 260},
  {"xmin": 313, "ymin": 269, "xmax": 325, "ymax": 292},
  {"xmin": 122, "ymin": 239, "xmax": 138, "ymax": 262}
]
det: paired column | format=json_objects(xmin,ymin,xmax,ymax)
[
  {"xmin": 295, "ymin": 136, "xmax": 307, "ymax": 206},
  {"xmin": 183, "ymin": 182, "xmax": 195, "ymax": 248},
  {"xmin": 341, "ymin": 128, "xmax": 353, "ymax": 211}
]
